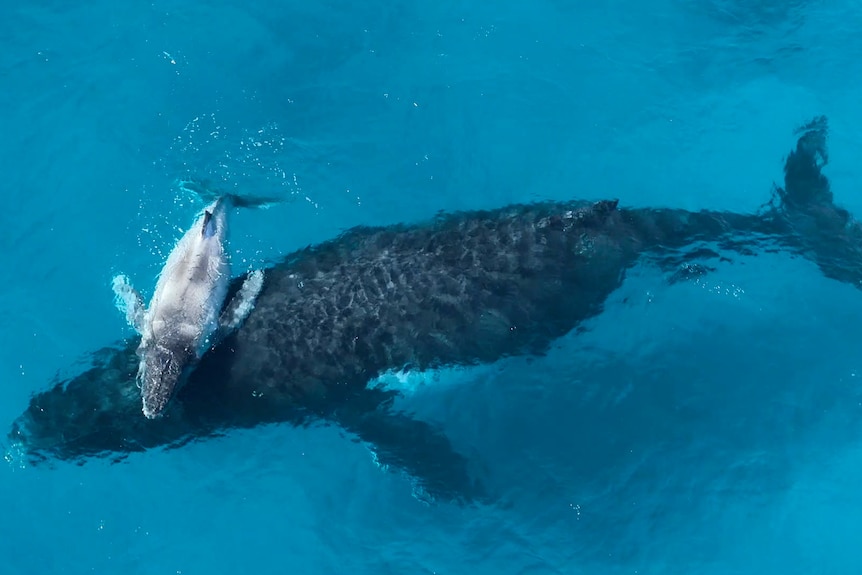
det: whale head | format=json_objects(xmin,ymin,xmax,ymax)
[{"xmin": 137, "ymin": 338, "xmax": 196, "ymax": 419}]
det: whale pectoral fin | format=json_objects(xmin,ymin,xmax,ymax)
[
  {"xmin": 217, "ymin": 269, "xmax": 265, "ymax": 337},
  {"xmin": 111, "ymin": 274, "xmax": 145, "ymax": 334},
  {"xmin": 331, "ymin": 397, "xmax": 490, "ymax": 505}
]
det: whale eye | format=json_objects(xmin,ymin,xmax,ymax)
[{"xmin": 201, "ymin": 210, "xmax": 216, "ymax": 238}]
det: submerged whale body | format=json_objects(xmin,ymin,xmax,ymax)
[{"xmin": 9, "ymin": 116, "xmax": 859, "ymax": 503}]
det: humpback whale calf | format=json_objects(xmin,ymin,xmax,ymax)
[
  {"xmin": 8, "ymin": 116, "xmax": 860, "ymax": 503},
  {"xmin": 111, "ymin": 193, "xmax": 266, "ymax": 419}
]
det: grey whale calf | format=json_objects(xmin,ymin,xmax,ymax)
[{"xmin": 8, "ymin": 116, "xmax": 859, "ymax": 503}]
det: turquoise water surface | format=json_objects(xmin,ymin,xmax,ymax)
[{"xmin": 3, "ymin": 1, "xmax": 862, "ymax": 573}]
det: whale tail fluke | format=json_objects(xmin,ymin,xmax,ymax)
[
  {"xmin": 768, "ymin": 116, "xmax": 862, "ymax": 288},
  {"xmin": 176, "ymin": 177, "xmax": 282, "ymax": 210},
  {"xmin": 633, "ymin": 115, "xmax": 862, "ymax": 290},
  {"xmin": 775, "ymin": 115, "xmax": 833, "ymax": 211}
]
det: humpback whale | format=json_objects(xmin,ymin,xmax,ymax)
[
  {"xmin": 8, "ymin": 116, "xmax": 858, "ymax": 503},
  {"xmin": 111, "ymin": 194, "xmax": 265, "ymax": 419}
]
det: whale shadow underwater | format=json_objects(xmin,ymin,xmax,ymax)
[{"xmin": 9, "ymin": 116, "xmax": 862, "ymax": 504}]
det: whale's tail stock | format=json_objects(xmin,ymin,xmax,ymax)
[{"xmin": 617, "ymin": 115, "xmax": 862, "ymax": 289}]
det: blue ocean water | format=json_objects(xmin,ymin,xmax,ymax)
[{"xmin": 3, "ymin": 0, "xmax": 862, "ymax": 572}]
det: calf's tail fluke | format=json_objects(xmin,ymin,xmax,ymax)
[{"xmin": 176, "ymin": 177, "xmax": 282, "ymax": 209}]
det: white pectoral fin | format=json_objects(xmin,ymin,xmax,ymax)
[
  {"xmin": 217, "ymin": 269, "xmax": 265, "ymax": 336},
  {"xmin": 112, "ymin": 274, "xmax": 146, "ymax": 333}
]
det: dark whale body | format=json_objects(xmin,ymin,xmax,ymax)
[{"xmin": 9, "ymin": 116, "xmax": 860, "ymax": 503}]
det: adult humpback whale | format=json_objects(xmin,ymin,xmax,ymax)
[{"xmin": 8, "ymin": 116, "xmax": 860, "ymax": 502}]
